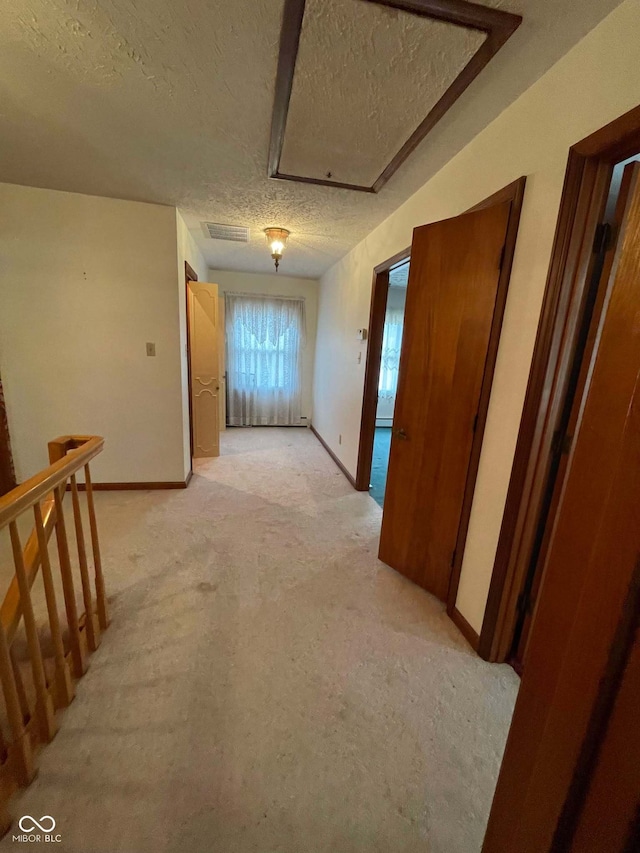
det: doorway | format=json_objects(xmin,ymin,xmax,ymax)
[
  {"xmin": 370, "ymin": 260, "xmax": 409, "ymax": 507},
  {"xmin": 484, "ymin": 105, "xmax": 640, "ymax": 851},
  {"xmin": 357, "ymin": 179, "xmax": 526, "ymax": 620},
  {"xmin": 480, "ymin": 107, "xmax": 640, "ymax": 669},
  {"xmin": 509, "ymin": 152, "xmax": 640, "ymax": 673},
  {"xmin": 355, "ymin": 247, "xmax": 410, "ymax": 493}
]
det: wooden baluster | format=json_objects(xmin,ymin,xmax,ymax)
[
  {"xmin": 53, "ymin": 485, "xmax": 86, "ymax": 678},
  {"xmin": 9, "ymin": 522, "xmax": 57, "ymax": 743},
  {"xmin": 34, "ymin": 502, "xmax": 74, "ymax": 707},
  {"xmin": 0, "ymin": 614, "xmax": 35, "ymax": 785},
  {"xmin": 69, "ymin": 475, "xmax": 99, "ymax": 652},
  {"xmin": 9, "ymin": 647, "xmax": 29, "ymax": 726},
  {"xmin": 84, "ymin": 464, "xmax": 109, "ymax": 629}
]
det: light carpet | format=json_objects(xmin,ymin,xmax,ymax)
[{"xmin": 0, "ymin": 427, "xmax": 518, "ymax": 853}]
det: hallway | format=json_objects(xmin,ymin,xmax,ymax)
[{"xmin": 2, "ymin": 428, "xmax": 518, "ymax": 853}]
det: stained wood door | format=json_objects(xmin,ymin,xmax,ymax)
[
  {"xmin": 188, "ymin": 282, "xmax": 221, "ymax": 458},
  {"xmin": 569, "ymin": 625, "xmax": 640, "ymax": 853},
  {"xmin": 379, "ymin": 201, "xmax": 511, "ymax": 600},
  {"xmin": 510, "ymin": 161, "xmax": 639, "ymax": 670},
  {"xmin": 484, "ymin": 163, "xmax": 640, "ymax": 852}
]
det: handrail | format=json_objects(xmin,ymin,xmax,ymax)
[
  {"xmin": 0, "ymin": 433, "xmax": 108, "ymax": 815},
  {"xmin": 0, "ymin": 436, "xmax": 104, "ymax": 529},
  {"xmin": 0, "ymin": 493, "xmax": 55, "ymax": 641}
]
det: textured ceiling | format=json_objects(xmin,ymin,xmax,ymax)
[
  {"xmin": 0, "ymin": 0, "xmax": 624, "ymax": 278},
  {"xmin": 280, "ymin": 0, "xmax": 485, "ymax": 186}
]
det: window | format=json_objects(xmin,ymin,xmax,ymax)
[
  {"xmin": 378, "ymin": 307, "xmax": 404, "ymax": 400},
  {"xmin": 225, "ymin": 293, "xmax": 305, "ymax": 426}
]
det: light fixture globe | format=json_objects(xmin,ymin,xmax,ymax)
[{"xmin": 264, "ymin": 227, "xmax": 290, "ymax": 272}]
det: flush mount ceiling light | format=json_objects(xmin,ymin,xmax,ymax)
[{"xmin": 264, "ymin": 227, "xmax": 290, "ymax": 272}]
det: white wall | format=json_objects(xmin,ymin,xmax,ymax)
[
  {"xmin": 208, "ymin": 269, "xmax": 319, "ymax": 423},
  {"xmin": 176, "ymin": 210, "xmax": 209, "ymax": 476},
  {"xmin": 0, "ymin": 182, "xmax": 187, "ymax": 484},
  {"xmin": 312, "ymin": 0, "xmax": 640, "ymax": 634}
]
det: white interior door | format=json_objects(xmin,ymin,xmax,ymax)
[{"xmin": 188, "ymin": 282, "xmax": 220, "ymax": 458}]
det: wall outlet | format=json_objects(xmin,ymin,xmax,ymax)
[{"xmin": 146, "ymin": 342, "xmax": 156, "ymax": 357}]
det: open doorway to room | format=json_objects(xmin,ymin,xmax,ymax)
[
  {"xmin": 507, "ymin": 151, "xmax": 640, "ymax": 675},
  {"xmin": 480, "ymin": 130, "xmax": 640, "ymax": 674},
  {"xmin": 484, "ymin": 105, "xmax": 640, "ymax": 852},
  {"xmin": 355, "ymin": 247, "xmax": 411, "ymax": 495},
  {"xmin": 356, "ymin": 179, "xmax": 526, "ymax": 636},
  {"xmin": 370, "ymin": 260, "xmax": 409, "ymax": 507}
]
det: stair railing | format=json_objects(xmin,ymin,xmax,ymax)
[{"xmin": 0, "ymin": 435, "xmax": 107, "ymax": 833}]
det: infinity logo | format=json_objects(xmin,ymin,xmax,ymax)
[{"xmin": 18, "ymin": 815, "xmax": 56, "ymax": 833}]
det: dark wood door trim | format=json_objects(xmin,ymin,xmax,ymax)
[
  {"xmin": 268, "ymin": 0, "xmax": 521, "ymax": 193},
  {"xmin": 355, "ymin": 248, "xmax": 410, "ymax": 492},
  {"xmin": 184, "ymin": 261, "xmax": 198, "ymax": 470},
  {"xmin": 483, "ymin": 158, "xmax": 640, "ymax": 852},
  {"xmin": 479, "ymin": 104, "xmax": 640, "ymax": 663},
  {"xmin": 0, "ymin": 373, "xmax": 17, "ymax": 496},
  {"xmin": 446, "ymin": 176, "xmax": 526, "ymax": 624}
]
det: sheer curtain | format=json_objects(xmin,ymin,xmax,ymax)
[
  {"xmin": 378, "ymin": 305, "xmax": 404, "ymax": 401},
  {"xmin": 225, "ymin": 293, "xmax": 305, "ymax": 426}
]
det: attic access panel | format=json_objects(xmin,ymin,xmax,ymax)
[{"xmin": 268, "ymin": 0, "xmax": 521, "ymax": 193}]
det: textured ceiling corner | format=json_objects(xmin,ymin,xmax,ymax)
[{"xmin": 0, "ymin": 0, "xmax": 625, "ymax": 276}]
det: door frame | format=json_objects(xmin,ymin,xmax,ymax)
[
  {"xmin": 355, "ymin": 245, "xmax": 411, "ymax": 492},
  {"xmin": 355, "ymin": 178, "xmax": 526, "ymax": 650},
  {"xmin": 479, "ymin": 104, "xmax": 640, "ymax": 663},
  {"xmin": 184, "ymin": 261, "xmax": 198, "ymax": 468},
  {"xmin": 484, "ymin": 131, "xmax": 640, "ymax": 853},
  {"xmin": 0, "ymin": 373, "xmax": 17, "ymax": 496}
]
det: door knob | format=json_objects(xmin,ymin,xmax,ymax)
[{"xmin": 393, "ymin": 428, "xmax": 408, "ymax": 440}]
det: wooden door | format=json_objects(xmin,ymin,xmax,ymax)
[
  {"xmin": 188, "ymin": 282, "xmax": 221, "ymax": 458},
  {"xmin": 568, "ymin": 625, "xmax": 640, "ymax": 853},
  {"xmin": 510, "ymin": 161, "xmax": 639, "ymax": 671},
  {"xmin": 379, "ymin": 201, "xmax": 511, "ymax": 600},
  {"xmin": 484, "ymin": 163, "xmax": 640, "ymax": 852}
]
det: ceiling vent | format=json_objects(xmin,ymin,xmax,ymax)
[{"xmin": 201, "ymin": 222, "xmax": 249, "ymax": 242}]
